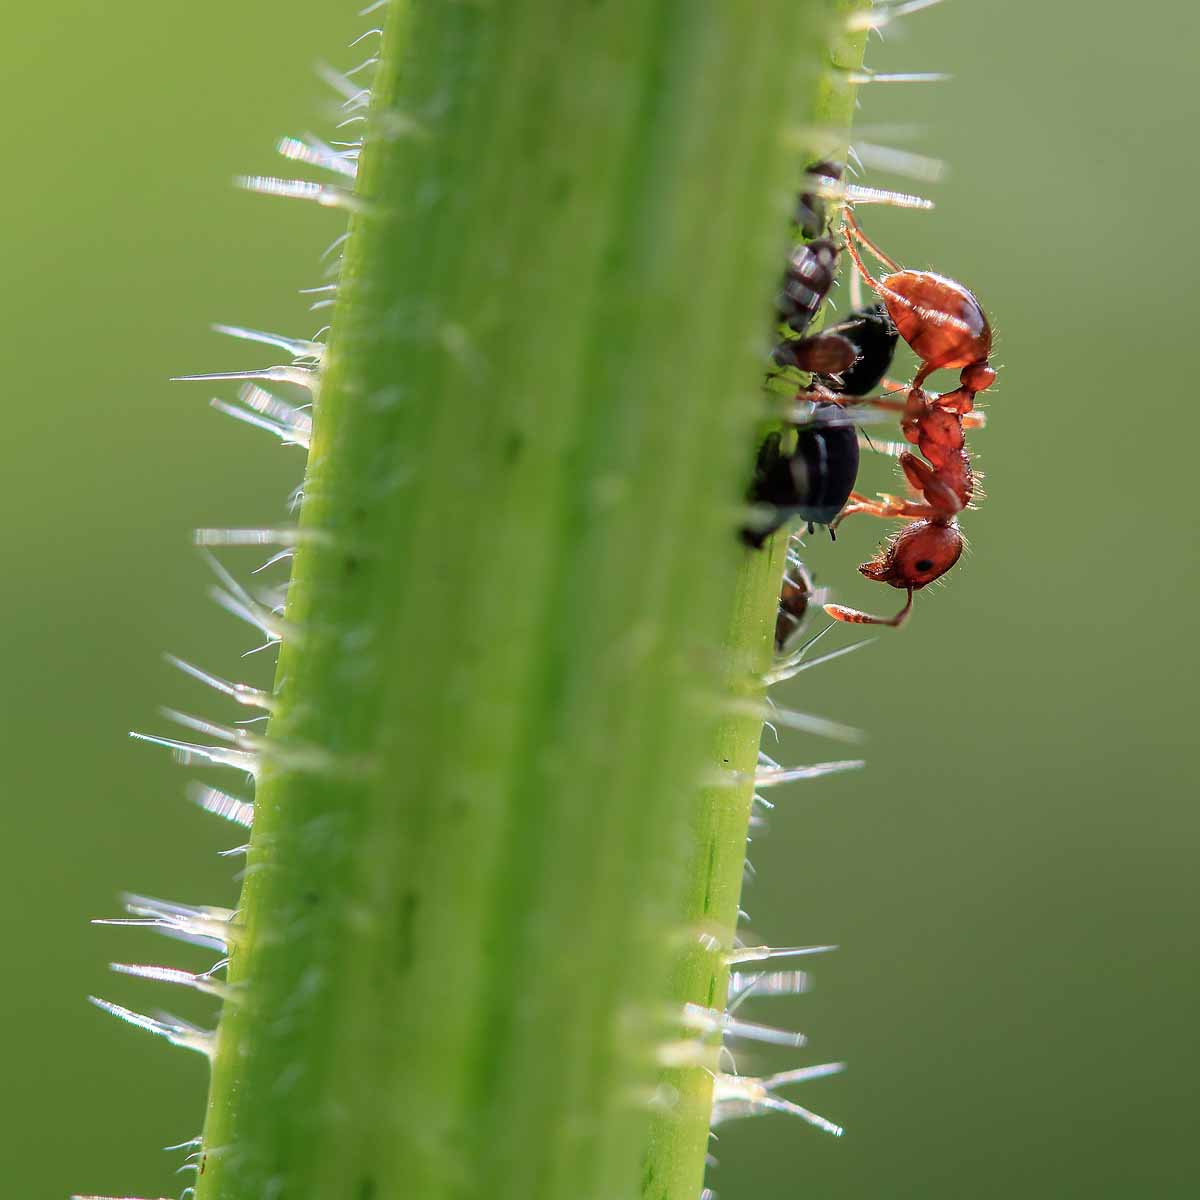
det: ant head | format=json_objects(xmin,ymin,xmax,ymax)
[
  {"xmin": 860, "ymin": 519, "xmax": 964, "ymax": 591},
  {"xmin": 960, "ymin": 362, "xmax": 996, "ymax": 394}
]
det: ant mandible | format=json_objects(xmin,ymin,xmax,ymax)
[{"xmin": 823, "ymin": 209, "xmax": 999, "ymax": 628}]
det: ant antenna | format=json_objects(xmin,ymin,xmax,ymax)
[{"xmin": 825, "ymin": 588, "xmax": 913, "ymax": 628}]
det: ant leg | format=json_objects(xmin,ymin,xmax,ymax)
[
  {"xmin": 792, "ymin": 383, "xmax": 846, "ymax": 405},
  {"xmin": 900, "ymin": 451, "xmax": 936, "ymax": 493},
  {"xmin": 878, "ymin": 380, "xmax": 985, "ymax": 427},
  {"xmin": 841, "ymin": 232, "xmax": 886, "ymax": 299},
  {"xmin": 911, "ymin": 363, "xmax": 935, "ymax": 392},
  {"xmin": 836, "ymin": 493, "xmax": 946, "ymax": 525},
  {"xmin": 830, "ymin": 491, "xmax": 883, "ymax": 531},
  {"xmin": 827, "ymin": 390, "xmax": 984, "ymax": 433},
  {"xmin": 832, "ymin": 490, "xmax": 950, "ymax": 529},
  {"xmin": 803, "ymin": 387, "xmax": 984, "ymax": 428},
  {"xmin": 838, "ymin": 394, "xmax": 906, "ymax": 414},
  {"xmin": 850, "ymin": 258, "xmax": 865, "ymax": 309},
  {"xmin": 842, "ymin": 208, "xmax": 902, "ymax": 271},
  {"xmin": 933, "ymin": 385, "xmax": 976, "ymax": 414},
  {"xmin": 825, "ymin": 588, "xmax": 914, "ymax": 628},
  {"xmin": 897, "ymin": 453, "xmax": 964, "ymax": 515}
]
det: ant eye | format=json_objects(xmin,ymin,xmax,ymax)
[{"xmin": 915, "ymin": 559, "xmax": 934, "ymax": 572}]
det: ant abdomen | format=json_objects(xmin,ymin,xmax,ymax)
[{"xmin": 883, "ymin": 270, "xmax": 991, "ymax": 375}]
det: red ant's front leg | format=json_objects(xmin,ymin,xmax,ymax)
[
  {"xmin": 825, "ymin": 588, "xmax": 914, "ymax": 628},
  {"xmin": 832, "ymin": 455, "xmax": 960, "ymax": 529},
  {"xmin": 830, "ymin": 491, "xmax": 887, "ymax": 531},
  {"xmin": 834, "ymin": 493, "xmax": 950, "ymax": 527}
]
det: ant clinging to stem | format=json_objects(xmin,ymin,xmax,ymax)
[{"xmin": 822, "ymin": 206, "xmax": 998, "ymax": 628}]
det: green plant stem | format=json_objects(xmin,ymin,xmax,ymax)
[
  {"xmin": 644, "ymin": 9, "xmax": 868, "ymax": 1198},
  {"xmin": 195, "ymin": 4, "xmax": 868, "ymax": 1199}
]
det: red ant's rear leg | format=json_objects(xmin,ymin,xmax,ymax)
[
  {"xmin": 841, "ymin": 230, "xmax": 889, "ymax": 302},
  {"xmin": 825, "ymin": 588, "xmax": 914, "ymax": 628},
  {"xmin": 843, "ymin": 208, "xmax": 901, "ymax": 271}
]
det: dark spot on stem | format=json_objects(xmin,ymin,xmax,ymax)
[
  {"xmin": 703, "ymin": 839, "xmax": 717, "ymax": 912},
  {"xmin": 396, "ymin": 890, "xmax": 419, "ymax": 972},
  {"xmin": 504, "ymin": 431, "xmax": 525, "ymax": 463},
  {"xmin": 550, "ymin": 171, "xmax": 574, "ymax": 206},
  {"xmin": 641, "ymin": 1158, "xmax": 657, "ymax": 1192}
]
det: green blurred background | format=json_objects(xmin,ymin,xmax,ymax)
[{"xmin": 2, "ymin": 2, "xmax": 1196, "ymax": 1197}]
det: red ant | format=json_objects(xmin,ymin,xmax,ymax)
[{"xmin": 822, "ymin": 209, "xmax": 998, "ymax": 628}]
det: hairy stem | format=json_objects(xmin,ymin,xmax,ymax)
[{"xmin": 195, "ymin": 3, "xmax": 868, "ymax": 1199}]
